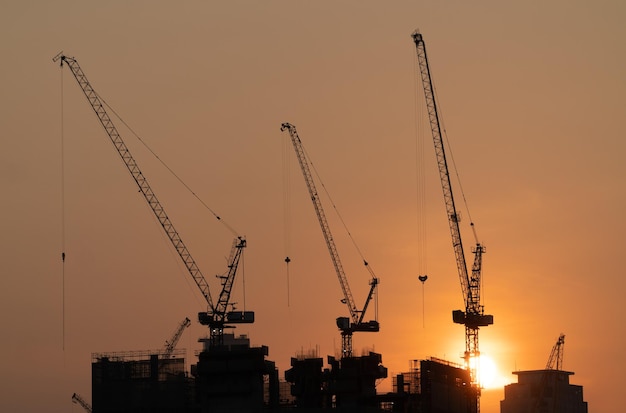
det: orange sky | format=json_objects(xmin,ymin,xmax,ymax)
[{"xmin": 1, "ymin": 2, "xmax": 624, "ymax": 412}]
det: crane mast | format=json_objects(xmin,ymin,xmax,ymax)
[
  {"xmin": 280, "ymin": 123, "xmax": 378, "ymax": 358},
  {"xmin": 411, "ymin": 32, "xmax": 493, "ymax": 389},
  {"xmin": 55, "ymin": 54, "xmax": 252, "ymax": 347}
]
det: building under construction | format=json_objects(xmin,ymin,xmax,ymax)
[
  {"xmin": 91, "ymin": 333, "xmax": 277, "ymax": 413},
  {"xmin": 284, "ymin": 351, "xmax": 388, "ymax": 411},
  {"xmin": 90, "ymin": 343, "xmax": 481, "ymax": 413},
  {"xmin": 92, "ymin": 349, "xmax": 193, "ymax": 412},
  {"xmin": 384, "ymin": 358, "xmax": 478, "ymax": 413}
]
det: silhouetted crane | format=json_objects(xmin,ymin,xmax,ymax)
[
  {"xmin": 281, "ymin": 122, "xmax": 379, "ymax": 358},
  {"xmin": 54, "ymin": 53, "xmax": 253, "ymax": 347},
  {"xmin": 546, "ymin": 334, "xmax": 565, "ymax": 371},
  {"xmin": 71, "ymin": 393, "xmax": 92, "ymax": 413},
  {"xmin": 163, "ymin": 317, "xmax": 191, "ymax": 358},
  {"xmin": 411, "ymin": 31, "xmax": 493, "ymax": 408}
]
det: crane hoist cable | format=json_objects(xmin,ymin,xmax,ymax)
[
  {"xmin": 414, "ymin": 54, "xmax": 429, "ymax": 326},
  {"xmin": 282, "ymin": 135, "xmax": 293, "ymax": 307},
  {"xmin": 53, "ymin": 52, "xmax": 253, "ymax": 347},
  {"xmin": 97, "ymin": 88, "xmax": 239, "ymax": 237},
  {"xmin": 59, "ymin": 65, "xmax": 67, "ymax": 351},
  {"xmin": 280, "ymin": 122, "xmax": 379, "ymax": 358}
]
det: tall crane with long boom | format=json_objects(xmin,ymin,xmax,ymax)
[
  {"xmin": 54, "ymin": 53, "xmax": 253, "ymax": 347},
  {"xmin": 280, "ymin": 122, "xmax": 379, "ymax": 358},
  {"xmin": 411, "ymin": 32, "xmax": 494, "ymax": 391}
]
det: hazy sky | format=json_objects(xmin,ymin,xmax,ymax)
[{"xmin": 1, "ymin": 1, "xmax": 624, "ymax": 412}]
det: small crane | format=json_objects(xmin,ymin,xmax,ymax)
[
  {"xmin": 545, "ymin": 334, "xmax": 565, "ymax": 371},
  {"xmin": 534, "ymin": 334, "xmax": 566, "ymax": 413},
  {"xmin": 163, "ymin": 317, "xmax": 191, "ymax": 358},
  {"xmin": 71, "ymin": 393, "xmax": 92, "ymax": 413},
  {"xmin": 280, "ymin": 122, "xmax": 379, "ymax": 358},
  {"xmin": 411, "ymin": 31, "xmax": 493, "ymax": 401},
  {"xmin": 54, "ymin": 53, "xmax": 253, "ymax": 347}
]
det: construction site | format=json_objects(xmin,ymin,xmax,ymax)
[{"xmin": 56, "ymin": 31, "xmax": 588, "ymax": 413}]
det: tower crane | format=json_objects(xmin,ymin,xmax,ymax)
[
  {"xmin": 163, "ymin": 317, "xmax": 191, "ymax": 358},
  {"xmin": 53, "ymin": 53, "xmax": 253, "ymax": 347},
  {"xmin": 411, "ymin": 32, "xmax": 494, "ymax": 390},
  {"xmin": 545, "ymin": 334, "xmax": 565, "ymax": 371},
  {"xmin": 280, "ymin": 123, "xmax": 379, "ymax": 358},
  {"xmin": 533, "ymin": 334, "xmax": 566, "ymax": 413},
  {"xmin": 71, "ymin": 393, "xmax": 92, "ymax": 413}
]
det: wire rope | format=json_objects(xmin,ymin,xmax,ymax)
[
  {"xmin": 414, "ymin": 45, "xmax": 428, "ymax": 280},
  {"xmin": 431, "ymin": 84, "xmax": 480, "ymax": 244},
  {"xmin": 427, "ymin": 53, "xmax": 486, "ymax": 310},
  {"xmin": 282, "ymin": 134, "xmax": 292, "ymax": 307},
  {"xmin": 429, "ymin": 69, "xmax": 487, "ymax": 308},
  {"xmin": 99, "ymin": 93, "xmax": 255, "ymax": 310},
  {"xmin": 414, "ymin": 49, "xmax": 429, "ymax": 328},
  {"xmin": 59, "ymin": 63, "xmax": 66, "ymax": 351},
  {"xmin": 241, "ymin": 253, "xmax": 246, "ymax": 311},
  {"xmin": 98, "ymin": 94, "xmax": 239, "ymax": 238},
  {"xmin": 301, "ymin": 144, "xmax": 376, "ymax": 279}
]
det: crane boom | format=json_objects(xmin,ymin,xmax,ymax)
[
  {"xmin": 55, "ymin": 54, "xmax": 214, "ymax": 311},
  {"xmin": 411, "ymin": 31, "xmax": 493, "ymax": 390},
  {"xmin": 71, "ymin": 393, "xmax": 93, "ymax": 413},
  {"xmin": 546, "ymin": 334, "xmax": 565, "ymax": 370},
  {"xmin": 280, "ymin": 122, "xmax": 379, "ymax": 358},
  {"xmin": 533, "ymin": 334, "xmax": 566, "ymax": 413},
  {"xmin": 163, "ymin": 317, "xmax": 191, "ymax": 358},
  {"xmin": 55, "ymin": 54, "xmax": 252, "ymax": 346}
]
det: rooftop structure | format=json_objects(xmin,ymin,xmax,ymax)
[
  {"xmin": 387, "ymin": 358, "xmax": 478, "ymax": 413},
  {"xmin": 92, "ymin": 349, "xmax": 193, "ymax": 413},
  {"xmin": 500, "ymin": 369, "xmax": 588, "ymax": 413},
  {"xmin": 193, "ymin": 333, "xmax": 279, "ymax": 412}
]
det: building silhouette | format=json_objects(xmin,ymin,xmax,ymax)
[
  {"xmin": 500, "ymin": 369, "xmax": 588, "ymax": 413},
  {"xmin": 90, "ymin": 340, "xmax": 480, "ymax": 413}
]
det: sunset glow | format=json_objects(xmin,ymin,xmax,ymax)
[
  {"xmin": 1, "ymin": 1, "xmax": 622, "ymax": 412},
  {"xmin": 472, "ymin": 354, "xmax": 511, "ymax": 389}
]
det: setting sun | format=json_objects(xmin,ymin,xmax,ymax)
[{"xmin": 471, "ymin": 355, "xmax": 511, "ymax": 389}]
